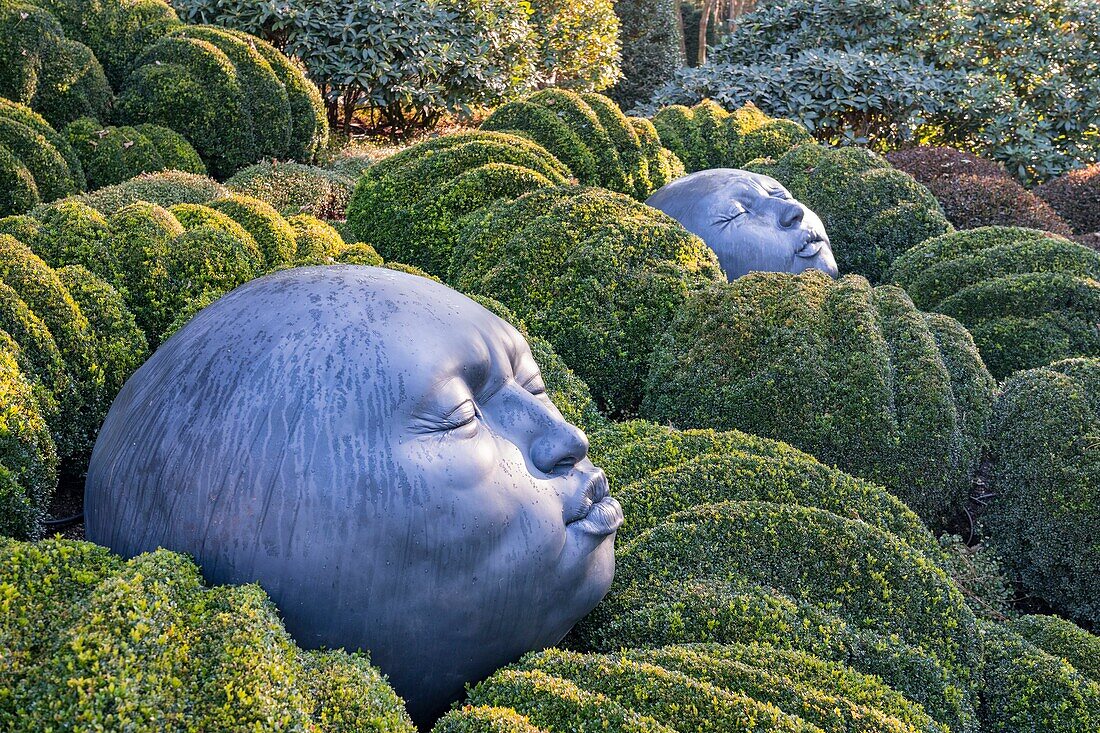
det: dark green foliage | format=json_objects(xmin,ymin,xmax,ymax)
[
  {"xmin": 207, "ymin": 194, "xmax": 296, "ymax": 267},
  {"xmin": 580, "ymin": 92, "xmax": 650, "ymax": 199},
  {"xmin": 481, "ymin": 100, "xmax": 597, "ymax": 183},
  {"xmin": 453, "ymin": 186, "xmax": 723, "ymax": 415},
  {"xmin": 627, "ymin": 115, "xmax": 681, "ymax": 191},
  {"xmin": 0, "ymin": 146, "xmax": 40, "ymax": 216},
  {"xmin": 345, "ymin": 131, "xmax": 569, "ymax": 276},
  {"xmin": 0, "ymin": 97, "xmax": 84, "ymax": 189},
  {"xmin": 226, "ymin": 161, "xmax": 354, "ymax": 219},
  {"xmin": 1009, "ymin": 616, "xmax": 1100, "ymax": 683},
  {"xmin": 1036, "ymin": 164, "xmax": 1100, "ymax": 236},
  {"xmin": 890, "ymin": 226, "xmax": 1100, "ymax": 379},
  {"xmin": 64, "ymin": 117, "xmax": 205, "ymax": 190},
  {"xmin": 977, "ymin": 621, "xmax": 1100, "ymax": 732},
  {"xmin": 433, "ymin": 706, "xmax": 546, "ymax": 733},
  {"xmin": 74, "ymin": 170, "xmax": 227, "ymax": 215},
  {"xmin": 0, "ymin": 537, "xmax": 416, "ymax": 731},
  {"xmin": 166, "ymin": 203, "xmax": 264, "ymax": 292},
  {"xmin": 984, "ymin": 358, "xmax": 1100, "ymax": 623},
  {"xmin": 0, "ymin": 99, "xmax": 85, "ymax": 215},
  {"xmin": 651, "ymin": 100, "xmax": 810, "ymax": 173},
  {"xmin": 747, "ymin": 143, "xmax": 951, "ymax": 282},
  {"xmin": 104, "ymin": 201, "xmax": 183, "ymax": 339},
  {"xmin": 291, "ymin": 214, "xmax": 346, "ymax": 264},
  {"xmin": 3, "ymin": 198, "xmax": 114, "ymax": 282},
  {"xmin": 0, "ymin": 347, "xmax": 58, "ymax": 539},
  {"xmin": 642, "ymin": 272, "xmax": 995, "ymax": 529},
  {"xmin": 611, "ymin": 0, "xmax": 684, "ymax": 109}
]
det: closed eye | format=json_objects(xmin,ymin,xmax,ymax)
[
  {"xmin": 715, "ymin": 208, "xmax": 747, "ymax": 226},
  {"xmin": 439, "ymin": 399, "xmax": 479, "ymax": 431},
  {"xmin": 522, "ymin": 373, "xmax": 547, "ymax": 396}
]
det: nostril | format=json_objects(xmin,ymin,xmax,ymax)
[
  {"xmin": 780, "ymin": 202, "xmax": 804, "ymax": 228},
  {"xmin": 532, "ymin": 420, "xmax": 589, "ymax": 475}
]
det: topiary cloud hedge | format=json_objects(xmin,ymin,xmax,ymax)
[
  {"xmin": 0, "ymin": 99, "xmax": 85, "ymax": 216},
  {"xmin": 63, "ymin": 117, "xmax": 205, "ymax": 190}
]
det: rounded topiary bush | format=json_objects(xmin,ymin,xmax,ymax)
[
  {"xmin": 0, "ymin": 536, "xmax": 416, "ymax": 731},
  {"xmin": 889, "ymin": 226, "xmax": 1100, "ymax": 379},
  {"xmin": 0, "ymin": 347, "xmax": 58, "ymax": 539},
  {"xmin": 1036, "ymin": 164, "xmax": 1100, "ymax": 236},
  {"xmin": 1009, "ymin": 615, "xmax": 1100, "ymax": 683},
  {"xmin": 290, "ymin": 214, "xmax": 348, "ymax": 264},
  {"xmin": 433, "ymin": 706, "xmax": 545, "ymax": 733},
  {"xmin": 983, "ymin": 358, "xmax": 1100, "ymax": 624},
  {"xmin": 332, "ymin": 242, "xmax": 382, "ymax": 266},
  {"xmin": 627, "ymin": 116, "xmax": 682, "ymax": 191},
  {"xmin": 0, "ymin": 279, "xmax": 71, "ymax": 436},
  {"xmin": 64, "ymin": 117, "xmax": 205, "ymax": 190},
  {"xmin": 227, "ymin": 161, "xmax": 355, "ymax": 219},
  {"xmin": 651, "ymin": 100, "xmax": 810, "ymax": 174},
  {"xmin": 641, "ymin": 271, "xmax": 995, "ymax": 529},
  {"xmin": 345, "ymin": 131, "xmax": 570, "ymax": 276},
  {"xmin": 74, "ymin": 170, "xmax": 227, "ymax": 215},
  {"xmin": 0, "ymin": 99, "xmax": 85, "ymax": 215},
  {"xmin": 747, "ymin": 143, "xmax": 952, "ymax": 282},
  {"xmin": 886, "ymin": 146, "xmax": 1072, "ymax": 235},
  {"xmin": 206, "ymin": 194, "xmax": 296, "ymax": 267},
  {"xmin": 452, "ymin": 186, "xmax": 724, "ymax": 415}
]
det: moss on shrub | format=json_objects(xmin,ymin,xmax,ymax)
[
  {"xmin": 345, "ymin": 132, "xmax": 570, "ymax": 276},
  {"xmin": 890, "ymin": 226, "xmax": 1100, "ymax": 379},
  {"xmin": 207, "ymin": 194, "xmax": 296, "ymax": 267},
  {"xmin": 227, "ymin": 161, "xmax": 355, "ymax": 219},
  {"xmin": 0, "ymin": 537, "xmax": 415, "ymax": 731},
  {"xmin": 747, "ymin": 143, "xmax": 951, "ymax": 282},
  {"xmin": 0, "ymin": 348, "xmax": 58, "ymax": 539},
  {"xmin": 433, "ymin": 706, "xmax": 546, "ymax": 733},
  {"xmin": 641, "ymin": 272, "xmax": 995, "ymax": 529},
  {"xmin": 64, "ymin": 117, "xmax": 205, "ymax": 190},
  {"xmin": 1036, "ymin": 163, "xmax": 1100, "ymax": 236},
  {"xmin": 453, "ymin": 186, "xmax": 723, "ymax": 415},
  {"xmin": 983, "ymin": 358, "xmax": 1100, "ymax": 624},
  {"xmin": 75, "ymin": 170, "xmax": 227, "ymax": 215}
]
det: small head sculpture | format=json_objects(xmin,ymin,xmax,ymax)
[
  {"xmin": 84, "ymin": 266, "xmax": 622, "ymax": 725},
  {"xmin": 646, "ymin": 168, "xmax": 838, "ymax": 281}
]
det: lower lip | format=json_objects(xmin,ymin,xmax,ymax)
[{"xmin": 570, "ymin": 496, "xmax": 624, "ymax": 537}]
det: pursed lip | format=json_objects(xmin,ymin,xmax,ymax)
[
  {"xmin": 566, "ymin": 470, "xmax": 624, "ymax": 537},
  {"xmin": 796, "ymin": 232, "xmax": 830, "ymax": 258}
]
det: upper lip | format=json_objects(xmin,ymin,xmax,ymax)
[
  {"xmin": 565, "ymin": 469, "xmax": 623, "ymax": 535},
  {"xmin": 798, "ymin": 232, "xmax": 830, "ymax": 257}
]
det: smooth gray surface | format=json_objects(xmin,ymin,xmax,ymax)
[
  {"xmin": 647, "ymin": 168, "xmax": 838, "ymax": 281},
  {"xmin": 85, "ymin": 266, "xmax": 622, "ymax": 725}
]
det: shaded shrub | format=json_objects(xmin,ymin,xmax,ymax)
[
  {"xmin": 651, "ymin": 100, "xmax": 810, "ymax": 174},
  {"xmin": 0, "ymin": 347, "xmax": 58, "ymax": 539},
  {"xmin": 0, "ymin": 537, "xmax": 416, "ymax": 731},
  {"xmin": 642, "ymin": 272, "xmax": 995, "ymax": 529},
  {"xmin": 611, "ymin": 0, "xmax": 684, "ymax": 109},
  {"xmin": 207, "ymin": 194, "xmax": 296, "ymax": 267},
  {"xmin": 452, "ymin": 186, "xmax": 723, "ymax": 415},
  {"xmin": 433, "ymin": 706, "xmax": 546, "ymax": 733},
  {"xmin": 977, "ymin": 621, "xmax": 1100, "ymax": 732},
  {"xmin": 1009, "ymin": 615, "xmax": 1100, "ymax": 683},
  {"xmin": 889, "ymin": 226, "xmax": 1100, "ymax": 379},
  {"xmin": 0, "ymin": 99, "xmax": 84, "ymax": 215},
  {"xmin": 747, "ymin": 143, "xmax": 951, "ymax": 282},
  {"xmin": 983, "ymin": 358, "xmax": 1100, "ymax": 624},
  {"xmin": 74, "ymin": 170, "xmax": 227, "ymax": 215},
  {"xmin": 226, "ymin": 161, "xmax": 354, "ymax": 219},
  {"xmin": 345, "ymin": 131, "xmax": 570, "ymax": 276},
  {"xmin": 1035, "ymin": 163, "xmax": 1100, "ymax": 236},
  {"xmin": 64, "ymin": 117, "xmax": 206, "ymax": 190}
]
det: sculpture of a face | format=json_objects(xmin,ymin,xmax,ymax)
[
  {"xmin": 84, "ymin": 266, "xmax": 622, "ymax": 725},
  {"xmin": 646, "ymin": 168, "xmax": 838, "ymax": 281}
]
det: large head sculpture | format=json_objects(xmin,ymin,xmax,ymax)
[
  {"xmin": 646, "ymin": 168, "xmax": 838, "ymax": 281},
  {"xmin": 84, "ymin": 266, "xmax": 622, "ymax": 724}
]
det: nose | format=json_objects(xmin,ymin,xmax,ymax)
[
  {"xmin": 777, "ymin": 200, "xmax": 804, "ymax": 228},
  {"xmin": 530, "ymin": 410, "xmax": 589, "ymax": 475}
]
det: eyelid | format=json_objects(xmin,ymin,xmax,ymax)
[{"xmin": 522, "ymin": 373, "xmax": 547, "ymax": 395}]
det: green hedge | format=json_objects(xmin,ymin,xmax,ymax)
[
  {"xmin": 1009, "ymin": 615, "xmax": 1100, "ymax": 683},
  {"xmin": 651, "ymin": 100, "xmax": 811, "ymax": 174},
  {"xmin": 452, "ymin": 186, "xmax": 723, "ymax": 415},
  {"xmin": 291, "ymin": 214, "xmax": 347, "ymax": 264},
  {"xmin": 983, "ymin": 358, "xmax": 1100, "ymax": 624},
  {"xmin": 332, "ymin": 243, "xmax": 382, "ymax": 266},
  {"xmin": 627, "ymin": 116, "xmax": 682, "ymax": 190},
  {"xmin": 977, "ymin": 621, "xmax": 1100, "ymax": 732},
  {"xmin": 227, "ymin": 161, "xmax": 355, "ymax": 219},
  {"xmin": 0, "ymin": 536, "xmax": 415, "ymax": 731},
  {"xmin": 481, "ymin": 90, "xmax": 673, "ymax": 199},
  {"xmin": 64, "ymin": 117, "xmax": 205, "ymax": 190},
  {"xmin": 747, "ymin": 143, "xmax": 951, "ymax": 282},
  {"xmin": 433, "ymin": 706, "xmax": 546, "ymax": 733},
  {"xmin": 611, "ymin": 0, "xmax": 683, "ymax": 109},
  {"xmin": 345, "ymin": 131, "xmax": 570, "ymax": 276},
  {"xmin": 0, "ymin": 99, "xmax": 84, "ymax": 215},
  {"xmin": 889, "ymin": 226, "xmax": 1100, "ymax": 379},
  {"xmin": 642, "ymin": 272, "xmax": 995, "ymax": 529},
  {"xmin": 207, "ymin": 194, "xmax": 296, "ymax": 267},
  {"xmin": 74, "ymin": 170, "xmax": 227, "ymax": 215}
]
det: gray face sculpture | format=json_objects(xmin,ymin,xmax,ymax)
[
  {"xmin": 84, "ymin": 266, "xmax": 622, "ymax": 725},
  {"xmin": 646, "ymin": 168, "xmax": 838, "ymax": 281}
]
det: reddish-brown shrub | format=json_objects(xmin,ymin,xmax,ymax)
[{"xmin": 1035, "ymin": 164, "xmax": 1100, "ymax": 235}]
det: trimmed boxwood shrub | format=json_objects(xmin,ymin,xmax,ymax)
[
  {"xmin": 977, "ymin": 621, "xmax": 1100, "ymax": 732},
  {"xmin": 628, "ymin": 115, "xmax": 682, "ymax": 191},
  {"xmin": 74, "ymin": 170, "xmax": 227, "ymax": 215},
  {"xmin": 103, "ymin": 201, "xmax": 183, "ymax": 339},
  {"xmin": 433, "ymin": 706, "xmax": 546, "ymax": 733},
  {"xmin": 0, "ymin": 100, "xmax": 85, "ymax": 215},
  {"xmin": 1009, "ymin": 616, "xmax": 1100, "ymax": 683},
  {"xmin": 890, "ymin": 226, "xmax": 1100, "ymax": 379},
  {"xmin": 291, "ymin": 214, "xmax": 347, "ymax": 264},
  {"xmin": 207, "ymin": 194, "xmax": 296, "ymax": 267},
  {"xmin": 332, "ymin": 243, "xmax": 382, "ymax": 266},
  {"xmin": 0, "ymin": 537, "xmax": 415, "ymax": 731},
  {"xmin": 571, "ymin": 577, "xmax": 975, "ymax": 733},
  {"xmin": 0, "ymin": 346, "xmax": 58, "ymax": 539},
  {"xmin": 64, "ymin": 117, "xmax": 205, "ymax": 190},
  {"xmin": 227, "ymin": 161, "xmax": 355, "ymax": 219},
  {"xmin": 0, "ymin": 279, "xmax": 70, "ymax": 434},
  {"xmin": 642, "ymin": 272, "xmax": 995, "ymax": 529},
  {"xmin": 1035, "ymin": 163, "xmax": 1100, "ymax": 236},
  {"xmin": 651, "ymin": 100, "xmax": 811, "ymax": 174},
  {"xmin": 983, "ymin": 358, "xmax": 1100, "ymax": 624},
  {"xmin": 345, "ymin": 131, "xmax": 570, "ymax": 276},
  {"xmin": 747, "ymin": 143, "xmax": 951, "ymax": 282},
  {"xmin": 0, "ymin": 97, "xmax": 85, "ymax": 188},
  {"xmin": 452, "ymin": 186, "xmax": 723, "ymax": 415}
]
